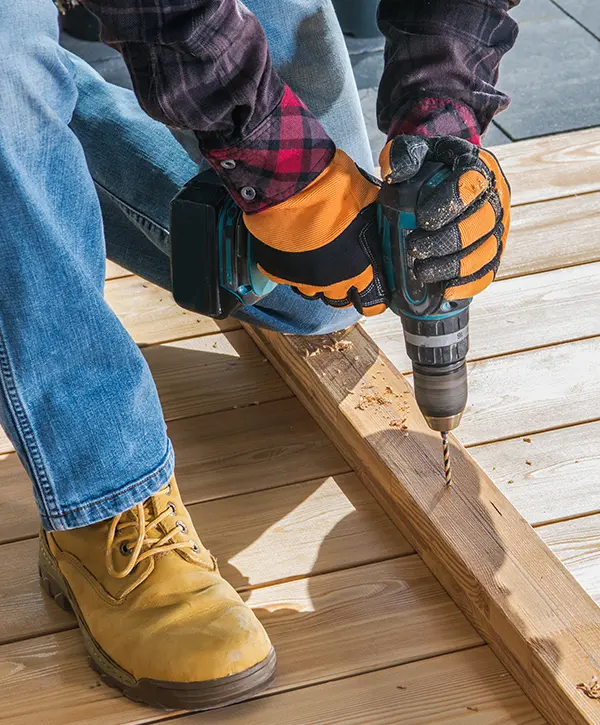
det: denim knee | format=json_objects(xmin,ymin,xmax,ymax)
[{"xmin": 235, "ymin": 285, "xmax": 362, "ymax": 335}]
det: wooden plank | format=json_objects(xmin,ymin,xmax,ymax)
[
  {"xmin": 247, "ymin": 322, "xmax": 600, "ymax": 725},
  {"xmin": 144, "ymin": 330, "xmax": 290, "ymax": 421},
  {"xmin": 492, "ymin": 127, "xmax": 600, "ymax": 206},
  {"xmin": 177, "ymin": 647, "xmax": 545, "ymax": 725},
  {"xmin": 538, "ymin": 515, "xmax": 600, "ymax": 606},
  {"xmin": 498, "ymin": 191, "xmax": 600, "ymax": 280},
  {"xmin": 0, "ymin": 557, "xmax": 481, "ymax": 725},
  {"xmin": 0, "ymin": 473, "xmax": 410, "ymax": 645},
  {"xmin": 0, "ymin": 399, "xmax": 348, "ymax": 544},
  {"xmin": 105, "ymin": 276, "xmax": 239, "ymax": 345},
  {"xmin": 364, "ymin": 261, "xmax": 600, "ymax": 373},
  {"xmin": 472, "ymin": 421, "xmax": 600, "ymax": 526},
  {"xmin": 105, "ymin": 260, "xmax": 130, "ymax": 280},
  {"xmin": 459, "ymin": 337, "xmax": 600, "ymax": 446}
]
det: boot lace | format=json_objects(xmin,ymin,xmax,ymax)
[{"xmin": 105, "ymin": 488, "xmax": 196, "ymax": 579}]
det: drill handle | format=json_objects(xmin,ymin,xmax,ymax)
[{"xmin": 379, "ymin": 162, "xmax": 460, "ymax": 318}]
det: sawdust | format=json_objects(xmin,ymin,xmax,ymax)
[
  {"xmin": 578, "ymin": 676, "xmax": 600, "ymax": 699},
  {"xmin": 525, "ymin": 460, "xmax": 532, "ymax": 466},
  {"xmin": 355, "ymin": 391, "xmax": 390, "ymax": 410},
  {"xmin": 466, "ymin": 706, "xmax": 479, "ymax": 712},
  {"xmin": 523, "ymin": 437, "xmax": 532, "ymax": 443},
  {"xmin": 304, "ymin": 339, "xmax": 353, "ymax": 358},
  {"xmin": 507, "ymin": 479, "xmax": 514, "ymax": 484},
  {"xmin": 389, "ymin": 418, "xmax": 408, "ymax": 428}
]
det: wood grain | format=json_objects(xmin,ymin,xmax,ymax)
[
  {"xmin": 144, "ymin": 330, "xmax": 291, "ymax": 421},
  {"xmin": 364, "ymin": 261, "xmax": 600, "ymax": 373},
  {"xmin": 538, "ymin": 515, "xmax": 600, "ymax": 607},
  {"xmin": 0, "ymin": 557, "xmax": 480, "ymax": 725},
  {"xmin": 492, "ymin": 127, "xmax": 600, "ymax": 206},
  {"xmin": 471, "ymin": 421, "xmax": 600, "ymax": 526},
  {"xmin": 178, "ymin": 647, "xmax": 545, "ymax": 725},
  {"xmin": 498, "ymin": 191, "xmax": 600, "ymax": 280},
  {"xmin": 0, "ymin": 398, "xmax": 348, "ymax": 544},
  {"xmin": 247, "ymin": 322, "xmax": 600, "ymax": 725},
  {"xmin": 0, "ymin": 472, "xmax": 410, "ymax": 645},
  {"xmin": 105, "ymin": 276, "xmax": 239, "ymax": 345},
  {"xmin": 458, "ymin": 337, "xmax": 600, "ymax": 446}
]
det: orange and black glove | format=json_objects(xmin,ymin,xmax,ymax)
[
  {"xmin": 243, "ymin": 149, "xmax": 388, "ymax": 317},
  {"xmin": 380, "ymin": 134, "xmax": 510, "ymax": 301}
]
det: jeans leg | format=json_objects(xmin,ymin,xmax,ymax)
[{"xmin": 0, "ymin": 0, "xmax": 173, "ymax": 530}]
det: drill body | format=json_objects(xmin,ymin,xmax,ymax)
[
  {"xmin": 378, "ymin": 163, "xmax": 470, "ymax": 433},
  {"xmin": 170, "ymin": 165, "xmax": 470, "ymax": 436}
]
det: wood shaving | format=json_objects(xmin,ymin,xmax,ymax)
[
  {"xmin": 523, "ymin": 437, "xmax": 532, "ymax": 443},
  {"xmin": 355, "ymin": 392, "xmax": 390, "ymax": 410},
  {"xmin": 389, "ymin": 418, "xmax": 407, "ymax": 427},
  {"xmin": 525, "ymin": 460, "xmax": 532, "ymax": 466},
  {"xmin": 305, "ymin": 339, "xmax": 353, "ymax": 358},
  {"xmin": 578, "ymin": 676, "xmax": 600, "ymax": 699}
]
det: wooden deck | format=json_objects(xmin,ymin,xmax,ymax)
[{"xmin": 1, "ymin": 128, "xmax": 599, "ymax": 724}]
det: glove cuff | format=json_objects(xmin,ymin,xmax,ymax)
[
  {"xmin": 388, "ymin": 97, "xmax": 481, "ymax": 146},
  {"xmin": 244, "ymin": 148, "xmax": 379, "ymax": 252}
]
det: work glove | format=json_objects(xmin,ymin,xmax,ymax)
[
  {"xmin": 243, "ymin": 149, "xmax": 388, "ymax": 317},
  {"xmin": 380, "ymin": 100, "xmax": 511, "ymax": 301}
]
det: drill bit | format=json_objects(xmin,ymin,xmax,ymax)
[{"xmin": 441, "ymin": 431, "xmax": 453, "ymax": 486}]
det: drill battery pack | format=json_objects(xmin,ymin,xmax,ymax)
[{"xmin": 170, "ymin": 169, "xmax": 274, "ymax": 319}]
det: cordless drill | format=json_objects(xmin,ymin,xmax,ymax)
[{"xmin": 170, "ymin": 165, "xmax": 470, "ymax": 484}]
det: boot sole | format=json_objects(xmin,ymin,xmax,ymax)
[{"xmin": 39, "ymin": 539, "xmax": 276, "ymax": 711}]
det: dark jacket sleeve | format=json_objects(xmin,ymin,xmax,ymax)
[
  {"xmin": 377, "ymin": 0, "xmax": 520, "ymax": 135},
  {"xmin": 80, "ymin": 0, "xmax": 284, "ymax": 149}
]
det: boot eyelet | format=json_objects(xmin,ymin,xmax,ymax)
[
  {"xmin": 167, "ymin": 502, "xmax": 176, "ymax": 514},
  {"xmin": 177, "ymin": 521, "xmax": 187, "ymax": 533},
  {"xmin": 120, "ymin": 542, "xmax": 131, "ymax": 556},
  {"xmin": 190, "ymin": 541, "xmax": 199, "ymax": 553},
  {"xmin": 165, "ymin": 483, "xmax": 172, "ymax": 495}
]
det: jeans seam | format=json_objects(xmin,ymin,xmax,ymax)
[
  {"xmin": 94, "ymin": 179, "xmax": 168, "ymax": 239},
  {"xmin": 51, "ymin": 440, "xmax": 173, "ymax": 519},
  {"xmin": 0, "ymin": 326, "xmax": 57, "ymax": 521}
]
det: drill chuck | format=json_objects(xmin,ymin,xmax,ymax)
[
  {"xmin": 412, "ymin": 359, "xmax": 467, "ymax": 432},
  {"xmin": 402, "ymin": 305, "xmax": 469, "ymax": 433}
]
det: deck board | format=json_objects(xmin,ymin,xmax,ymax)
[
  {"xmin": 0, "ymin": 559, "xmax": 481, "ymax": 725},
  {"xmin": 4, "ymin": 128, "xmax": 600, "ymax": 724}
]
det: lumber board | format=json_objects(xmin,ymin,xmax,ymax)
[
  {"xmin": 0, "ymin": 557, "xmax": 481, "ymax": 725},
  {"xmin": 498, "ymin": 191, "xmax": 600, "ymax": 280},
  {"xmin": 177, "ymin": 647, "xmax": 545, "ymax": 725},
  {"xmin": 492, "ymin": 127, "xmax": 600, "ymax": 206},
  {"xmin": 247, "ymin": 321, "xmax": 600, "ymax": 725},
  {"xmin": 0, "ymin": 399, "xmax": 349, "ymax": 544},
  {"xmin": 105, "ymin": 276, "xmax": 239, "ymax": 344},
  {"xmin": 0, "ymin": 473, "xmax": 409, "ymax": 645},
  {"xmin": 472, "ymin": 421, "xmax": 600, "ymax": 526},
  {"xmin": 458, "ymin": 337, "xmax": 600, "ymax": 446},
  {"xmin": 364, "ymin": 260, "xmax": 600, "ymax": 373},
  {"xmin": 538, "ymin": 515, "xmax": 600, "ymax": 607}
]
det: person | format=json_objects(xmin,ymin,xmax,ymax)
[{"xmin": 4, "ymin": 0, "xmax": 516, "ymax": 711}]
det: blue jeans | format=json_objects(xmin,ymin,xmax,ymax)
[{"xmin": 0, "ymin": 0, "xmax": 370, "ymax": 530}]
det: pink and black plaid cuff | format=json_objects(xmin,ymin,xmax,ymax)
[
  {"xmin": 202, "ymin": 86, "xmax": 336, "ymax": 213},
  {"xmin": 389, "ymin": 98, "xmax": 481, "ymax": 146}
]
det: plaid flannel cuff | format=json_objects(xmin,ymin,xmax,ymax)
[
  {"xmin": 201, "ymin": 86, "xmax": 336, "ymax": 213},
  {"xmin": 389, "ymin": 97, "xmax": 481, "ymax": 146}
]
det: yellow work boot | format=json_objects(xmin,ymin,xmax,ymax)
[{"xmin": 39, "ymin": 477, "xmax": 275, "ymax": 710}]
